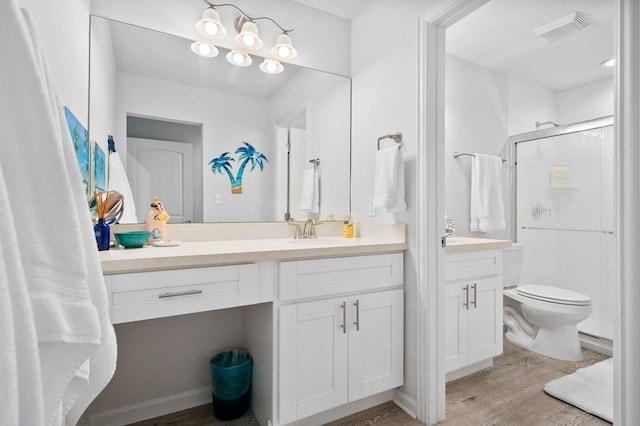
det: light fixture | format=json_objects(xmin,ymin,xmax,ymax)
[
  {"xmin": 195, "ymin": 7, "xmax": 227, "ymax": 38},
  {"xmin": 271, "ymin": 32, "xmax": 297, "ymax": 60},
  {"xmin": 259, "ymin": 58, "xmax": 284, "ymax": 74},
  {"xmin": 600, "ymin": 58, "xmax": 616, "ymax": 68},
  {"xmin": 235, "ymin": 17, "xmax": 263, "ymax": 50},
  {"xmin": 226, "ymin": 50, "xmax": 252, "ymax": 67},
  {"xmin": 190, "ymin": 41, "xmax": 219, "ymax": 57},
  {"xmin": 192, "ymin": 1, "xmax": 296, "ymax": 72}
]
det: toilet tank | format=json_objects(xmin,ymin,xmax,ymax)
[{"xmin": 503, "ymin": 243, "xmax": 524, "ymax": 288}]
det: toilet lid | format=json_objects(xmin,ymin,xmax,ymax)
[{"xmin": 516, "ymin": 285, "xmax": 591, "ymax": 306}]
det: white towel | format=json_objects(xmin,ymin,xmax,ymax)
[
  {"xmin": 108, "ymin": 151, "xmax": 138, "ymax": 223},
  {"xmin": 0, "ymin": 2, "xmax": 117, "ymax": 425},
  {"xmin": 0, "ymin": 167, "xmax": 44, "ymax": 426},
  {"xmin": 299, "ymin": 167, "xmax": 320, "ymax": 213},
  {"xmin": 373, "ymin": 145, "xmax": 406, "ymax": 213},
  {"xmin": 470, "ymin": 153, "xmax": 506, "ymax": 232}
]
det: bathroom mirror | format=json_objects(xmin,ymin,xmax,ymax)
[{"xmin": 89, "ymin": 16, "xmax": 351, "ymax": 223}]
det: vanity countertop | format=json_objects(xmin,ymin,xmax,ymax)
[
  {"xmin": 445, "ymin": 236, "xmax": 511, "ymax": 254},
  {"xmin": 99, "ymin": 237, "xmax": 408, "ymax": 275}
]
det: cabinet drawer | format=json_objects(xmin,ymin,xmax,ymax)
[
  {"xmin": 279, "ymin": 253, "xmax": 403, "ymax": 301},
  {"xmin": 446, "ymin": 250, "xmax": 501, "ymax": 282},
  {"xmin": 109, "ymin": 264, "xmax": 258, "ymax": 324}
]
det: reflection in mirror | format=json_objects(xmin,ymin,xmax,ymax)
[
  {"xmin": 89, "ymin": 16, "xmax": 351, "ymax": 223},
  {"xmin": 89, "ymin": 190, "xmax": 124, "ymax": 225}
]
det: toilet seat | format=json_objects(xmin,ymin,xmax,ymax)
[{"xmin": 516, "ymin": 284, "xmax": 591, "ymax": 306}]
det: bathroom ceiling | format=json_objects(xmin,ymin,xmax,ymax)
[
  {"xmin": 445, "ymin": 0, "xmax": 614, "ymax": 92},
  {"xmin": 288, "ymin": 0, "xmax": 368, "ymax": 19},
  {"xmin": 293, "ymin": 0, "xmax": 614, "ymax": 93}
]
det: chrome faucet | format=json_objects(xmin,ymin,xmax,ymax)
[
  {"xmin": 288, "ymin": 222, "xmax": 303, "ymax": 239},
  {"xmin": 302, "ymin": 219, "xmax": 317, "ymax": 239}
]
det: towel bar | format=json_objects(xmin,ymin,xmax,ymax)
[{"xmin": 453, "ymin": 152, "xmax": 506, "ymax": 162}]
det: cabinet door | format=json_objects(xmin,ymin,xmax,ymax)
[
  {"xmin": 279, "ymin": 298, "xmax": 348, "ymax": 424},
  {"xmin": 348, "ymin": 289, "xmax": 404, "ymax": 401},
  {"xmin": 445, "ymin": 283, "xmax": 467, "ymax": 373},
  {"xmin": 467, "ymin": 276, "xmax": 502, "ymax": 364}
]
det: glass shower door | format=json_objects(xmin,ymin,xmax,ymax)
[{"xmin": 515, "ymin": 124, "xmax": 614, "ymax": 340}]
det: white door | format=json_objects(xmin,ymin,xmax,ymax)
[
  {"xmin": 279, "ymin": 298, "xmax": 348, "ymax": 424},
  {"xmin": 348, "ymin": 289, "xmax": 404, "ymax": 402},
  {"xmin": 127, "ymin": 137, "xmax": 194, "ymax": 223}
]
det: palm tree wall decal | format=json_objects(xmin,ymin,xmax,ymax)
[{"xmin": 209, "ymin": 142, "xmax": 268, "ymax": 194}]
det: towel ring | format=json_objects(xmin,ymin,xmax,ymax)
[{"xmin": 377, "ymin": 133, "xmax": 403, "ymax": 150}]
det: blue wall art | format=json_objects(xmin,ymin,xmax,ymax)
[
  {"xmin": 209, "ymin": 142, "xmax": 268, "ymax": 194},
  {"xmin": 63, "ymin": 106, "xmax": 90, "ymax": 197}
]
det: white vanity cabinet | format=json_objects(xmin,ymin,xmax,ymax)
[
  {"xmin": 278, "ymin": 253, "xmax": 404, "ymax": 425},
  {"xmin": 445, "ymin": 249, "xmax": 503, "ymax": 379}
]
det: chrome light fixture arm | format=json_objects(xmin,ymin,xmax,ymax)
[{"xmin": 201, "ymin": 0, "xmax": 294, "ymax": 33}]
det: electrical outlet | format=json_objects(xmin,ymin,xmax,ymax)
[
  {"xmin": 215, "ymin": 194, "xmax": 222, "ymax": 204},
  {"xmin": 368, "ymin": 197, "xmax": 376, "ymax": 217}
]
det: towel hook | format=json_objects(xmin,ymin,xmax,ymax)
[
  {"xmin": 309, "ymin": 158, "xmax": 320, "ymax": 168},
  {"xmin": 377, "ymin": 132, "xmax": 403, "ymax": 150}
]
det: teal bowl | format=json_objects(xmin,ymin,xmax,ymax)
[{"xmin": 114, "ymin": 231, "xmax": 152, "ymax": 248}]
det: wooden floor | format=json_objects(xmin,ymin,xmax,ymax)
[
  {"xmin": 435, "ymin": 340, "xmax": 610, "ymax": 426},
  {"xmin": 133, "ymin": 340, "xmax": 610, "ymax": 426}
]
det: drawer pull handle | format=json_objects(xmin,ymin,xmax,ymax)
[
  {"xmin": 340, "ymin": 301, "xmax": 347, "ymax": 334},
  {"xmin": 353, "ymin": 300, "xmax": 360, "ymax": 331},
  {"xmin": 463, "ymin": 284, "xmax": 469, "ymax": 310},
  {"xmin": 158, "ymin": 289, "xmax": 203, "ymax": 299},
  {"xmin": 471, "ymin": 283, "xmax": 477, "ymax": 308}
]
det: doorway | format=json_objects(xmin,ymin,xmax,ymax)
[
  {"xmin": 417, "ymin": 0, "xmax": 620, "ymax": 424},
  {"xmin": 126, "ymin": 115, "xmax": 203, "ymax": 223}
]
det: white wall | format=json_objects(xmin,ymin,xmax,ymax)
[
  {"xmin": 351, "ymin": 0, "xmax": 437, "ymax": 413},
  {"xmin": 507, "ymin": 74, "xmax": 557, "ymax": 136},
  {"xmin": 557, "ymin": 77, "xmax": 614, "ymax": 125},
  {"xmin": 90, "ymin": 0, "xmax": 351, "ymax": 76},
  {"xmin": 445, "ymin": 55, "xmax": 509, "ymax": 239},
  {"xmin": 19, "ymin": 0, "xmax": 90, "ymax": 123}
]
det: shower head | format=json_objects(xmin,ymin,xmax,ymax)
[{"xmin": 535, "ymin": 121, "xmax": 560, "ymax": 130}]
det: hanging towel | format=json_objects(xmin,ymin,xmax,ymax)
[
  {"xmin": 0, "ymin": 168, "xmax": 44, "ymax": 426},
  {"xmin": 0, "ymin": 2, "xmax": 117, "ymax": 424},
  {"xmin": 373, "ymin": 145, "xmax": 406, "ymax": 213},
  {"xmin": 108, "ymin": 149, "xmax": 138, "ymax": 223},
  {"xmin": 299, "ymin": 167, "xmax": 320, "ymax": 213},
  {"xmin": 470, "ymin": 153, "xmax": 506, "ymax": 232}
]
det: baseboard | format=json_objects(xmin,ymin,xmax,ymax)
[
  {"xmin": 579, "ymin": 333, "xmax": 613, "ymax": 357},
  {"xmin": 393, "ymin": 388, "xmax": 417, "ymax": 419},
  {"xmin": 446, "ymin": 358, "xmax": 493, "ymax": 383},
  {"xmin": 283, "ymin": 391, "xmax": 393, "ymax": 426},
  {"xmin": 87, "ymin": 386, "xmax": 211, "ymax": 426}
]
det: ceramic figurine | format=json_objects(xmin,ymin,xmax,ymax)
[{"xmin": 145, "ymin": 196, "xmax": 170, "ymax": 242}]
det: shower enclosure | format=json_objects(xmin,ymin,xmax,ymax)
[{"xmin": 510, "ymin": 116, "xmax": 614, "ymax": 342}]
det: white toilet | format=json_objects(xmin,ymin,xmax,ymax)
[{"xmin": 502, "ymin": 243, "xmax": 592, "ymax": 361}]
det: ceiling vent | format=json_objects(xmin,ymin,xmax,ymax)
[{"xmin": 532, "ymin": 12, "xmax": 591, "ymax": 42}]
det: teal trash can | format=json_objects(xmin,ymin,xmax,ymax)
[{"xmin": 210, "ymin": 349, "xmax": 252, "ymax": 420}]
